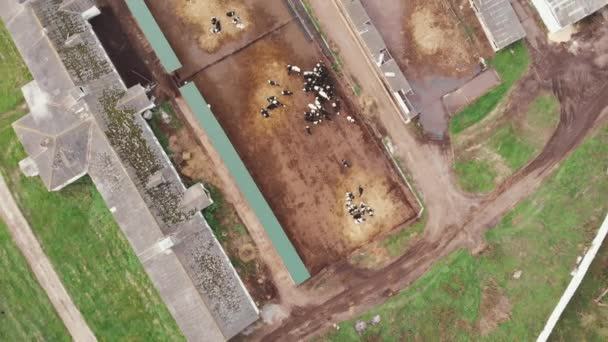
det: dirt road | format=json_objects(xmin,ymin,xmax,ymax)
[
  {"xmin": 0, "ymin": 176, "xmax": 96, "ymax": 342},
  {"xmin": 247, "ymin": 1, "xmax": 608, "ymax": 340}
]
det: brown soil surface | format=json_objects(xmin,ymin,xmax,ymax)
[
  {"xmin": 366, "ymin": 0, "xmax": 491, "ymax": 78},
  {"xmin": 169, "ymin": 129, "xmax": 222, "ymax": 186},
  {"xmin": 173, "ymin": 0, "xmax": 252, "ymax": 53},
  {"xmin": 193, "ymin": 23, "xmax": 418, "ymax": 273},
  {"xmin": 409, "ymin": 5, "xmax": 471, "ymax": 73},
  {"xmin": 361, "ymin": 0, "xmax": 493, "ymax": 137},
  {"xmin": 145, "ymin": 0, "xmax": 294, "ymax": 79},
  {"xmin": 110, "ymin": 0, "xmax": 608, "ymax": 339},
  {"xmin": 248, "ymin": 4, "xmax": 608, "ymax": 341},
  {"xmin": 478, "ymin": 279, "xmax": 512, "ymax": 336}
]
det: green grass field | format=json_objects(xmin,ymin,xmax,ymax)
[
  {"xmin": 552, "ymin": 239, "xmax": 608, "ymax": 341},
  {"xmin": 0, "ymin": 21, "xmax": 30, "ymax": 113},
  {"xmin": 0, "ymin": 21, "xmax": 70, "ymax": 341},
  {"xmin": 450, "ymin": 42, "xmax": 529, "ymax": 135},
  {"xmin": 0, "ymin": 110, "xmax": 184, "ymax": 341},
  {"xmin": 323, "ymin": 122, "xmax": 608, "ymax": 341},
  {"xmin": 383, "ymin": 213, "xmax": 426, "ymax": 257},
  {"xmin": 0, "ymin": 20, "xmax": 183, "ymax": 340},
  {"xmin": 489, "ymin": 125, "xmax": 536, "ymax": 170},
  {"xmin": 454, "ymin": 93, "xmax": 560, "ymax": 193},
  {"xmin": 148, "ymin": 102, "xmax": 182, "ymax": 156},
  {"xmin": 455, "ymin": 159, "xmax": 497, "ymax": 193},
  {"xmin": 0, "ymin": 219, "xmax": 70, "ymax": 341}
]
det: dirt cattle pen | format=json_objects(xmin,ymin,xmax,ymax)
[{"xmin": 145, "ymin": 0, "xmax": 419, "ymax": 273}]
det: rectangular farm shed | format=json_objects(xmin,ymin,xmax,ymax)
[
  {"xmin": 1, "ymin": 0, "xmax": 259, "ymax": 339},
  {"xmin": 180, "ymin": 83, "xmax": 311, "ymax": 285},
  {"xmin": 339, "ymin": 0, "xmax": 418, "ymax": 121},
  {"xmin": 470, "ymin": 0, "xmax": 526, "ymax": 51},
  {"xmin": 125, "ymin": 0, "xmax": 182, "ymax": 72},
  {"xmin": 530, "ymin": 0, "xmax": 608, "ymax": 32}
]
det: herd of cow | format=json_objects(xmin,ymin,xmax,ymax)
[
  {"xmin": 258, "ymin": 61, "xmax": 374, "ymax": 223},
  {"xmin": 345, "ymin": 190, "xmax": 375, "ymax": 224},
  {"xmin": 210, "ymin": 10, "xmax": 245, "ymax": 34},
  {"xmin": 259, "ymin": 61, "xmax": 352, "ymax": 135}
]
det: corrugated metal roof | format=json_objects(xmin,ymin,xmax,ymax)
[
  {"xmin": 531, "ymin": 0, "xmax": 608, "ymax": 32},
  {"xmin": 471, "ymin": 0, "xmax": 526, "ymax": 51}
]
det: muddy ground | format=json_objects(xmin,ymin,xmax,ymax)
[
  {"xmin": 193, "ymin": 24, "xmax": 417, "ymax": 273},
  {"xmin": 361, "ymin": 0, "xmax": 493, "ymax": 138},
  {"xmin": 94, "ymin": 0, "xmax": 178, "ymax": 99},
  {"xmin": 145, "ymin": 0, "xmax": 294, "ymax": 80},
  {"xmin": 253, "ymin": 13, "xmax": 608, "ymax": 341},
  {"xmin": 100, "ymin": 0, "xmax": 608, "ymax": 338},
  {"xmin": 146, "ymin": 1, "xmax": 419, "ymax": 273}
]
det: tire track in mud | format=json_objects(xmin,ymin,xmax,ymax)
[{"xmin": 250, "ymin": 26, "xmax": 608, "ymax": 342}]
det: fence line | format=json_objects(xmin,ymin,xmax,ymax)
[{"xmin": 537, "ymin": 213, "xmax": 608, "ymax": 342}]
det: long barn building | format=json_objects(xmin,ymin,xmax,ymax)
[
  {"xmin": 531, "ymin": 0, "xmax": 608, "ymax": 32},
  {"xmin": 0, "ymin": 0, "xmax": 259, "ymax": 340}
]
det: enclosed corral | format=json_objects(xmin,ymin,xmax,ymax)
[{"xmin": 146, "ymin": 0, "xmax": 419, "ymax": 273}]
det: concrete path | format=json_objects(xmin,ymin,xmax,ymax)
[{"xmin": 0, "ymin": 176, "xmax": 97, "ymax": 342}]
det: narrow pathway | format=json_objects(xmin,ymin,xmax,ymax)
[{"xmin": 0, "ymin": 176, "xmax": 97, "ymax": 342}]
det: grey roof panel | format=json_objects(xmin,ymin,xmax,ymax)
[
  {"xmin": 173, "ymin": 224, "xmax": 260, "ymax": 338},
  {"xmin": 33, "ymin": 147, "xmax": 55, "ymax": 190},
  {"xmin": 50, "ymin": 121, "xmax": 91, "ymax": 190},
  {"xmin": 471, "ymin": 0, "xmax": 526, "ymax": 50},
  {"xmin": 12, "ymin": 122, "xmax": 52, "ymax": 160},
  {"xmin": 3, "ymin": 6, "xmax": 75, "ymax": 97},
  {"xmin": 117, "ymin": 85, "xmax": 153, "ymax": 113},
  {"xmin": 339, "ymin": 0, "xmax": 417, "ymax": 119},
  {"xmin": 59, "ymin": 0, "xmax": 96, "ymax": 14},
  {"xmin": 381, "ymin": 59, "xmax": 412, "ymax": 93},
  {"xmin": 360, "ymin": 25, "xmax": 386, "ymax": 56},
  {"xmin": 13, "ymin": 119, "xmax": 92, "ymax": 191},
  {"xmin": 19, "ymin": 82, "xmax": 86, "ymax": 137},
  {"xmin": 531, "ymin": 0, "xmax": 608, "ymax": 31},
  {"xmin": 342, "ymin": 0, "xmax": 371, "ymax": 29},
  {"xmin": 548, "ymin": 0, "xmax": 608, "ymax": 27}
]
